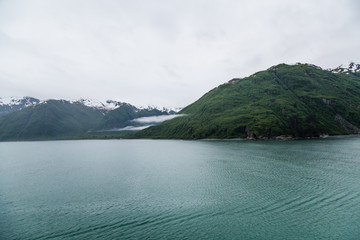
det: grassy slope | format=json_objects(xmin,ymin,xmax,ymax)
[{"xmin": 135, "ymin": 64, "xmax": 360, "ymax": 139}]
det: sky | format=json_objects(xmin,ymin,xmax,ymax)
[{"xmin": 0, "ymin": 0, "xmax": 359, "ymax": 107}]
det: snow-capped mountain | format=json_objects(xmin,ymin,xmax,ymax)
[
  {"xmin": 137, "ymin": 105, "xmax": 182, "ymax": 114},
  {"xmin": 72, "ymin": 98, "xmax": 182, "ymax": 113},
  {"xmin": 71, "ymin": 98, "xmax": 127, "ymax": 111},
  {"xmin": 72, "ymin": 99, "xmax": 181, "ymax": 113},
  {"xmin": 0, "ymin": 96, "xmax": 182, "ymax": 117},
  {"xmin": 331, "ymin": 62, "xmax": 360, "ymax": 74},
  {"xmin": 0, "ymin": 97, "xmax": 40, "ymax": 116},
  {"xmin": 0, "ymin": 96, "xmax": 40, "ymax": 107},
  {"xmin": 0, "ymin": 97, "xmax": 180, "ymax": 140}
]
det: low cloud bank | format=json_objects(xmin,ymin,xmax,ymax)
[
  {"xmin": 103, "ymin": 114, "xmax": 187, "ymax": 131},
  {"xmin": 131, "ymin": 114, "xmax": 187, "ymax": 124},
  {"xmin": 111, "ymin": 125, "xmax": 152, "ymax": 131}
]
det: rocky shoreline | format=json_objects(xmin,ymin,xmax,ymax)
[{"xmin": 199, "ymin": 134, "xmax": 360, "ymax": 141}]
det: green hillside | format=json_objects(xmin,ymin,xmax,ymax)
[
  {"xmin": 135, "ymin": 63, "xmax": 360, "ymax": 139},
  {"xmin": 0, "ymin": 100, "xmax": 104, "ymax": 141}
]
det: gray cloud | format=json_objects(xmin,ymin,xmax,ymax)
[{"xmin": 0, "ymin": 0, "xmax": 359, "ymax": 107}]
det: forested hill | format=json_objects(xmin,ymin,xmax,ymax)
[{"xmin": 135, "ymin": 63, "xmax": 360, "ymax": 139}]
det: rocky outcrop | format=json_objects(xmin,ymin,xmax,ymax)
[{"xmin": 334, "ymin": 114, "xmax": 360, "ymax": 134}]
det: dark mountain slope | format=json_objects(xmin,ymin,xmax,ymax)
[
  {"xmin": 135, "ymin": 63, "xmax": 360, "ymax": 139},
  {"xmin": 0, "ymin": 100, "xmax": 103, "ymax": 140},
  {"xmin": 0, "ymin": 99, "xmax": 173, "ymax": 141}
]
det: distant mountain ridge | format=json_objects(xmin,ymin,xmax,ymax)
[
  {"xmin": 0, "ymin": 97, "xmax": 179, "ymax": 116},
  {"xmin": 0, "ymin": 97, "xmax": 178, "ymax": 141}
]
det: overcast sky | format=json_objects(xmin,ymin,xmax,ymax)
[{"xmin": 0, "ymin": 0, "xmax": 359, "ymax": 107}]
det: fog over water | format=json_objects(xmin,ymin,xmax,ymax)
[
  {"xmin": 131, "ymin": 114, "xmax": 186, "ymax": 124},
  {"xmin": 106, "ymin": 114, "xmax": 186, "ymax": 131}
]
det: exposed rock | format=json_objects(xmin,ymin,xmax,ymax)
[
  {"xmin": 322, "ymin": 98, "xmax": 335, "ymax": 106},
  {"xmin": 334, "ymin": 114, "xmax": 360, "ymax": 134}
]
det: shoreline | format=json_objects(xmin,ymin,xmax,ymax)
[
  {"xmin": 199, "ymin": 134, "xmax": 360, "ymax": 141},
  {"xmin": 1, "ymin": 134, "xmax": 359, "ymax": 143}
]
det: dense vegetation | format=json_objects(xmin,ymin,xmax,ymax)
[{"xmin": 135, "ymin": 64, "xmax": 360, "ymax": 139}]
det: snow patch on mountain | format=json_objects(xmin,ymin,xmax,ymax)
[
  {"xmin": 0, "ymin": 96, "xmax": 182, "ymax": 115},
  {"xmin": 137, "ymin": 105, "xmax": 182, "ymax": 113},
  {"xmin": 330, "ymin": 62, "xmax": 360, "ymax": 74},
  {"xmin": 0, "ymin": 96, "xmax": 39, "ymax": 107},
  {"xmin": 71, "ymin": 98, "xmax": 127, "ymax": 111},
  {"xmin": 0, "ymin": 97, "xmax": 40, "ymax": 116}
]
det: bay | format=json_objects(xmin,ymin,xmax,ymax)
[{"xmin": 0, "ymin": 138, "xmax": 360, "ymax": 239}]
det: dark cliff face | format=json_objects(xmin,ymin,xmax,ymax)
[{"xmin": 135, "ymin": 63, "xmax": 360, "ymax": 139}]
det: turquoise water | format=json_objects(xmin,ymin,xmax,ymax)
[{"xmin": 0, "ymin": 138, "xmax": 360, "ymax": 239}]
